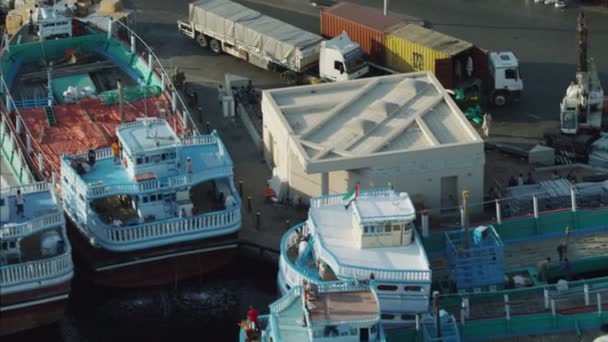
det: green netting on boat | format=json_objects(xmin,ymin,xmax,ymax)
[{"xmin": 98, "ymin": 85, "xmax": 162, "ymax": 104}]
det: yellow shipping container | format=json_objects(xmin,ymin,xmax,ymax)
[{"xmin": 385, "ymin": 23, "xmax": 472, "ymax": 74}]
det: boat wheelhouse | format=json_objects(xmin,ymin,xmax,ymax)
[
  {"xmin": 278, "ymin": 188, "xmax": 432, "ymax": 326},
  {"xmin": 0, "ymin": 5, "xmax": 241, "ymax": 287},
  {"xmin": 60, "ymin": 118, "xmax": 240, "ymax": 286},
  {"xmin": 240, "ymin": 281, "xmax": 386, "ymax": 342},
  {"xmin": 0, "ymin": 182, "xmax": 73, "ymax": 336}
]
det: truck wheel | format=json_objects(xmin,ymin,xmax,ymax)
[
  {"xmin": 493, "ymin": 92, "xmax": 508, "ymax": 107},
  {"xmin": 210, "ymin": 39, "xmax": 222, "ymax": 54},
  {"xmin": 196, "ymin": 34, "xmax": 208, "ymax": 49}
]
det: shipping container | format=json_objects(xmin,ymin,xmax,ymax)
[
  {"xmin": 385, "ymin": 23, "xmax": 473, "ymax": 89},
  {"xmin": 320, "ymin": 2, "xmax": 404, "ymax": 64}
]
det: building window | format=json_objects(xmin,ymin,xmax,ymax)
[
  {"xmin": 405, "ymin": 286, "xmax": 423, "ymax": 292},
  {"xmin": 377, "ymin": 284, "xmax": 398, "ymax": 291}
]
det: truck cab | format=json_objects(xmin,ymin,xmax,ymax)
[
  {"xmin": 319, "ymin": 32, "xmax": 369, "ymax": 82},
  {"xmin": 488, "ymin": 51, "xmax": 523, "ymax": 107}
]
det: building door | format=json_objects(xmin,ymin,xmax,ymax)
[
  {"xmin": 440, "ymin": 176, "xmax": 458, "ymax": 213},
  {"xmin": 359, "ymin": 327, "xmax": 369, "ymax": 341}
]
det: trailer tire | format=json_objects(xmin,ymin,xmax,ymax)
[
  {"xmin": 492, "ymin": 92, "xmax": 508, "ymax": 107},
  {"xmin": 282, "ymin": 70, "xmax": 299, "ymax": 85},
  {"xmin": 196, "ymin": 34, "xmax": 208, "ymax": 49},
  {"xmin": 210, "ymin": 39, "xmax": 222, "ymax": 54}
]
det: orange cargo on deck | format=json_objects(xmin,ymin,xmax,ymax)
[{"xmin": 320, "ymin": 2, "xmax": 405, "ymax": 64}]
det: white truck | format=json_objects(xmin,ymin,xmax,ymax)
[{"xmin": 177, "ymin": 0, "xmax": 369, "ymax": 84}]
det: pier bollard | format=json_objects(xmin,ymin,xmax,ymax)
[
  {"xmin": 256, "ymin": 211, "xmax": 261, "ymax": 230},
  {"xmin": 460, "ymin": 302, "xmax": 466, "ymax": 326},
  {"xmin": 415, "ymin": 314, "xmax": 420, "ymax": 331},
  {"xmin": 247, "ymin": 196, "xmax": 252, "ymax": 213},
  {"xmin": 206, "ymin": 121, "xmax": 211, "ymax": 134},
  {"xmin": 421, "ymin": 210, "xmax": 429, "ymax": 238},
  {"xmin": 544, "ymin": 289, "xmax": 550, "ymax": 309},
  {"xmin": 495, "ymin": 199, "xmax": 502, "ymax": 225},
  {"xmin": 533, "ymin": 194, "xmax": 539, "ymax": 219},
  {"xmin": 239, "ymin": 180, "xmax": 243, "ymax": 198},
  {"xmin": 504, "ymin": 295, "xmax": 510, "ymax": 320},
  {"xmin": 571, "ymin": 186, "xmax": 577, "ymax": 213},
  {"xmin": 584, "ymin": 284, "xmax": 590, "ymax": 306}
]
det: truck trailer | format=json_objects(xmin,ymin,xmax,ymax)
[
  {"xmin": 321, "ymin": 2, "xmax": 523, "ymax": 107},
  {"xmin": 178, "ymin": 0, "xmax": 369, "ymax": 84}
]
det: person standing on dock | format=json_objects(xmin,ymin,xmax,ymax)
[
  {"xmin": 15, "ymin": 189, "xmax": 25, "ymax": 218},
  {"xmin": 537, "ymin": 257, "xmax": 551, "ymax": 282},
  {"xmin": 557, "ymin": 242, "xmax": 568, "ymax": 262}
]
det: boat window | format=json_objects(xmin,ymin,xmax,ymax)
[
  {"xmin": 381, "ymin": 313, "xmax": 395, "ymax": 320},
  {"xmin": 143, "ymin": 196, "xmax": 149, "ymax": 203},
  {"xmin": 385, "ymin": 223, "xmax": 392, "ymax": 232},
  {"xmin": 161, "ymin": 153, "xmax": 166, "ymax": 160},
  {"xmin": 377, "ymin": 226, "xmax": 384, "ymax": 233},
  {"xmin": 377, "ymin": 285, "xmax": 398, "ymax": 291},
  {"xmin": 151, "ymin": 155, "xmax": 161, "ymax": 163},
  {"xmin": 145, "ymin": 156, "xmax": 150, "ymax": 163},
  {"xmin": 370, "ymin": 324, "xmax": 377, "ymax": 333},
  {"xmin": 150, "ymin": 195, "xmax": 157, "ymax": 201},
  {"xmin": 401, "ymin": 314, "xmax": 417, "ymax": 320},
  {"xmin": 78, "ymin": 194, "xmax": 85, "ymax": 202},
  {"xmin": 136, "ymin": 158, "xmax": 143, "ymax": 165},
  {"xmin": 350, "ymin": 328, "xmax": 357, "ymax": 336},
  {"xmin": 63, "ymin": 176, "xmax": 69, "ymax": 185},
  {"xmin": 392, "ymin": 225, "xmax": 401, "ymax": 231},
  {"xmin": 405, "ymin": 286, "xmax": 423, "ymax": 292}
]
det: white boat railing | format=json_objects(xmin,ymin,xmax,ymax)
[
  {"xmin": 269, "ymin": 285, "xmax": 303, "ymax": 314},
  {"xmin": 0, "ymin": 213, "xmax": 65, "ymax": 239},
  {"xmin": 0, "ymin": 181, "xmax": 50, "ymax": 197},
  {"xmin": 309, "ymin": 188, "xmax": 393, "ymax": 208},
  {"xmin": 100, "ymin": 206, "xmax": 240, "ymax": 244},
  {"xmin": 83, "ymin": 166, "xmax": 233, "ymax": 198},
  {"xmin": 0, "ymin": 252, "xmax": 73, "ymax": 287}
]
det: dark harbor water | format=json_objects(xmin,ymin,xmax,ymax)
[{"xmin": 5, "ymin": 255, "xmax": 278, "ymax": 342}]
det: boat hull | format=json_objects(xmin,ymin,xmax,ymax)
[
  {"xmin": 0, "ymin": 281, "xmax": 71, "ymax": 336},
  {"xmin": 67, "ymin": 222, "xmax": 239, "ymax": 288}
]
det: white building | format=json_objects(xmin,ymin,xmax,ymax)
[{"xmin": 262, "ymin": 72, "xmax": 484, "ymax": 212}]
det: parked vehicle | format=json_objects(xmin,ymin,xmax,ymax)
[
  {"xmin": 320, "ymin": 2, "xmax": 523, "ymax": 107},
  {"xmin": 178, "ymin": 0, "xmax": 369, "ymax": 84}
]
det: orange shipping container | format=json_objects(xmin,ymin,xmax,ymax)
[{"xmin": 320, "ymin": 2, "xmax": 405, "ymax": 64}]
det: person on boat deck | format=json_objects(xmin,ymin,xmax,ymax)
[
  {"xmin": 217, "ymin": 192, "xmax": 225, "ymax": 210},
  {"xmin": 247, "ymin": 305, "xmax": 259, "ymax": 330},
  {"xmin": 111, "ymin": 217, "xmax": 123, "ymax": 227},
  {"xmin": 15, "ymin": 189, "xmax": 25, "ymax": 218},
  {"xmin": 27, "ymin": 10, "xmax": 35, "ymax": 34},
  {"xmin": 537, "ymin": 257, "xmax": 551, "ymax": 282},
  {"xmin": 224, "ymin": 193, "xmax": 237, "ymax": 208},
  {"xmin": 111, "ymin": 141, "xmax": 121, "ymax": 164},
  {"xmin": 557, "ymin": 242, "xmax": 568, "ymax": 262},
  {"xmin": 185, "ymin": 156, "xmax": 192, "ymax": 173},
  {"xmin": 263, "ymin": 183, "xmax": 278, "ymax": 203},
  {"xmin": 508, "ymin": 176, "xmax": 517, "ymax": 187}
]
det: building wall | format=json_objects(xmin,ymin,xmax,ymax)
[{"xmin": 283, "ymin": 142, "xmax": 484, "ymax": 214}]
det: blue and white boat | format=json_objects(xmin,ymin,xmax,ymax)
[
  {"xmin": 240, "ymin": 281, "xmax": 386, "ymax": 342},
  {"xmin": 0, "ymin": 181, "xmax": 73, "ymax": 336},
  {"xmin": 278, "ymin": 188, "xmax": 432, "ymax": 326},
  {"xmin": 60, "ymin": 117, "xmax": 240, "ymax": 287},
  {"xmin": 0, "ymin": 3, "xmax": 241, "ymax": 287}
]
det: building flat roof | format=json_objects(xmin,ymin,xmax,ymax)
[
  {"xmin": 263, "ymin": 72, "xmax": 481, "ymax": 173},
  {"xmin": 309, "ymin": 197, "xmax": 429, "ymax": 272}
]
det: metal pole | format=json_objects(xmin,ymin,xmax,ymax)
[
  {"xmin": 38, "ymin": 152, "xmax": 44, "ymax": 172},
  {"xmin": 117, "ymin": 79, "xmax": 124, "ymax": 123},
  {"xmin": 433, "ymin": 291, "xmax": 441, "ymax": 338},
  {"xmin": 584, "ymin": 284, "xmax": 590, "ymax": 305},
  {"xmin": 130, "ymin": 33, "xmax": 136, "ymax": 54},
  {"xmin": 496, "ymin": 199, "xmax": 502, "ymax": 224},
  {"xmin": 247, "ymin": 196, "xmax": 252, "ymax": 213},
  {"xmin": 421, "ymin": 210, "xmax": 429, "ymax": 237},
  {"xmin": 504, "ymin": 294, "xmax": 510, "ymax": 320},
  {"xmin": 598, "ymin": 293, "xmax": 602, "ymax": 316},
  {"xmin": 544, "ymin": 288, "xmax": 550, "ymax": 309},
  {"xmin": 107, "ymin": 19, "xmax": 113, "ymax": 40},
  {"xmin": 26, "ymin": 134, "xmax": 32, "ymax": 153},
  {"xmin": 239, "ymin": 180, "xmax": 243, "ymax": 197},
  {"xmin": 533, "ymin": 193, "xmax": 539, "ymax": 219},
  {"xmin": 551, "ymin": 299, "xmax": 556, "ymax": 317},
  {"xmin": 462, "ymin": 191, "xmax": 470, "ymax": 250},
  {"xmin": 383, "ymin": 0, "xmax": 388, "ymax": 16},
  {"xmin": 570, "ymin": 186, "xmax": 576, "ymax": 212}
]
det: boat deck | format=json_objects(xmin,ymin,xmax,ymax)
[
  {"xmin": 1, "ymin": 191, "xmax": 58, "ymax": 225},
  {"xmin": 308, "ymin": 290, "xmax": 378, "ymax": 323}
]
